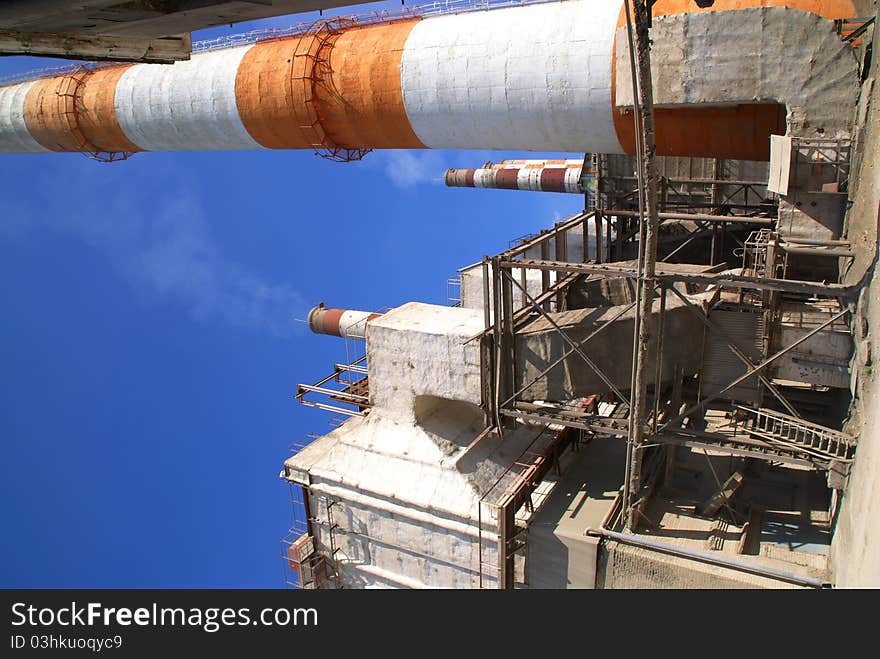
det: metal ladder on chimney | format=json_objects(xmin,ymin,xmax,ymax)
[
  {"xmin": 476, "ymin": 501, "xmax": 501, "ymax": 589},
  {"xmin": 738, "ymin": 406, "xmax": 857, "ymax": 461},
  {"xmin": 316, "ymin": 495, "xmax": 343, "ymax": 588}
]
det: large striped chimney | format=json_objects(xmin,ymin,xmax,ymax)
[{"xmin": 0, "ymin": 0, "xmax": 858, "ymax": 160}]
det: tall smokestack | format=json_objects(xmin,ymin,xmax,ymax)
[
  {"xmin": 0, "ymin": 0, "xmax": 857, "ymax": 160},
  {"xmin": 490, "ymin": 159, "xmax": 585, "ymax": 169},
  {"xmin": 445, "ymin": 159, "xmax": 592, "ymax": 194},
  {"xmin": 308, "ymin": 305, "xmax": 381, "ymax": 340}
]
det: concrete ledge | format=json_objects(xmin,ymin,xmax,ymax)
[{"xmin": 0, "ymin": 29, "xmax": 191, "ymax": 63}]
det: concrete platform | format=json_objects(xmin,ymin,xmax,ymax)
[{"xmin": 524, "ymin": 438, "xmax": 626, "ymax": 588}]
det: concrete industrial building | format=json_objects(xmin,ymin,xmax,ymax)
[
  {"xmin": 1, "ymin": 0, "xmax": 878, "ymax": 588},
  {"xmin": 0, "ymin": 1, "xmax": 377, "ymax": 62}
]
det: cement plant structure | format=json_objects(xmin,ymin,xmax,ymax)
[{"xmin": 1, "ymin": 0, "xmax": 879, "ymax": 588}]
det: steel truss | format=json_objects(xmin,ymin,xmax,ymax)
[{"xmin": 479, "ymin": 198, "xmax": 856, "ymax": 537}]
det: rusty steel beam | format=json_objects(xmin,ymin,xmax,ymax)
[
  {"xmin": 609, "ymin": 210, "xmax": 773, "ymax": 225},
  {"xmin": 502, "ymin": 211, "xmax": 592, "ymax": 259},
  {"xmin": 499, "ymin": 258, "xmax": 858, "ymax": 297}
]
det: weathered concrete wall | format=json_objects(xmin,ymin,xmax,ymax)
[
  {"xmin": 525, "ymin": 438, "xmax": 625, "ymax": 589},
  {"xmin": 307, "ymin": 478, "xmax": 496, "ymax": 589},
  {"xmin": 833, "ymin": 255, "xmax": 880, "ymax": 586},
  {"xmin": 460, "ymin": 263, "xmax": 549, "ymax": 313},
  {"xmin": 777, "ymin": 198, "xmax": 847, "ymax": 241},
  {"xmin": 566, "ymin": 275, "xmax": 636, "ymax": 308},
  {"xmin": 285, "ymin": 399, "xmax": 552, "ymax": 588},
  {"xmin": 515, "ymin": 293, "xmax": 708, "ymax": 401},
  {"xmin": 367, "ymin": 302, "xmax": 484, "ymax": 421},
  {"xmin": 771, "ymin": 302, "xmax": 853, "ymax": 389},
  {"xmin": 616, "ymin": 7, "xmax": 860, "ymax": 139},
  {"xmin": 832, "ymin": 318, "xmax": 880, "ymax": 587},
  {"xmin": 842, "ymin": 13, "xmax": 879, "ymax": 285},
  {"xmin": 831, "ymin": 5, "xmax": 880, "ymax": 585}
]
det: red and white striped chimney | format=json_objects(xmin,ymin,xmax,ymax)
[
  {"xmin": 0, "ymin": 0, "xmax": 858, "ymax": 160},
  {"xmin": 445, "ymin": 159, "xmax": 589, "ymax": 193},
  {"xmin": 308, "ymin": 305, "xmax": 382, "ymax": 340}
]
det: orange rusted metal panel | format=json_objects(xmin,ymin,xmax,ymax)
[
  {"xmin": 319, "ymin": 20, "xmax": 425, "ymax": 150},
  {"xmin": 23, "ymin": 75, "xmax": 83, "ymax": 152},
  {"xmin": 76, "ymin": 65, "xmax": 141, "ymax": 154}
]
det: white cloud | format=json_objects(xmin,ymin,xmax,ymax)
[
  {"xmin": 372, "ymin": 150, "xmax": 448, "ymax": 188},
  {"xmin": 0, "ymin": 159, "xmax": 306, "ymax": 339}
]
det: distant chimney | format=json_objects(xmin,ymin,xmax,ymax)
[{"xmin": 307, "ymin": 305, "xmax": 382, "ymax": 340}]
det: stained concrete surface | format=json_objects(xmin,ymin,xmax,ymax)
[
  {"xmin": 832, "ymin": 2, "xmax": 880, "ymax": 587},
  {"xmin": 616, "ymin": 8, "xmax": 860, "ymax": 139},
  {"xmin": 515, "ymin": 292, "xmax": 708, "ymax": 401},
  {"xmin": 525, "ymin": 438, "xmax": 626, "ymax": 589}
]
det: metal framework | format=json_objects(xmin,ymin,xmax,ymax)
[
  {"xmin": 275, "ymin": 0, "xmax": 863, "ymax": 591},
  {"xmin": 295, "ymin": 355, "xmax": 371, "ymax": 417},
  {"xmin": 281, "ymin": 482, "xmax": 343, "ymax": 590},
  {"xmin": 476, "ymin": 133, "xmax": 856, "ymax": 552}
]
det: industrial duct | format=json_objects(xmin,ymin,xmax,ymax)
[{"xmin": 0, "ymin": 0, "xmax": 859, "ymax": 160}]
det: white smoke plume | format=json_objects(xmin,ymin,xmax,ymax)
[{"xmin": 0, "ymin": 158, "xmax": 306, "ymax": 338}]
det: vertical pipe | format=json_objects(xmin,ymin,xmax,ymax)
[
  {"xmin": 477, "ymin": 502, "xmax": 484, "ymax": 589},
  {"xmin": 540, "ymin": 235, "xmax": 551, "ymax": 312},
  {"xmin": 491, "ymin": 256, "xmax": 503, "ymax": 433},
  {"xmin": 710, "ymin": 223, "xmax": 718, "ymax": 265},
  {"xmin": 500, "ymin": 265, "xmax": 516, "ymax": 428},
  {"xmin": 497, "ymin": 503, "xmax": 513, "ymax": 589},
  {"xmin": 622, "ymin": 0, "xmax": 645, "ymax": 523},
  {"xmin": 721, "ymin": 221, "xmax": 727, "ymax": 260},
  {"xmin": 555, "ymin": 223, "xmax": 567, "ymax": 310},
  {"xmin": 652, "ymin": 284, "xmax": 667, "ymax": 433},
  {"xmin": 557, "ymin": 223, "xmax": 568, "ymax": 262},
  {"xmin": 583, "ymin": 214, "xmax": 590, "ymax": 265},
  {"xmin": 626, "ymin": 0, "xmax": 662, "ymax": 530},
  {"xmin": 482, "ymin": 257, "xmax": 492, "ymax": 427},
  {"xmin": 482, "ymin": 257, "xmax": 490, "ymax": 330},
  {"xmin": 710, "ymin": 157, "xmax": 720, "ymax": 211},
  {"xmin": 607, "ymin": 215, "xmax": 613, "ymax": 263}
]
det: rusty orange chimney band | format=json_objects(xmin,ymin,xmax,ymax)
[{"xmin": 308, "ymin": 306, "xmax": 382, "ymax": 340}]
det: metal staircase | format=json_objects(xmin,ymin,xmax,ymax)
[
  {"xmin": 741, "ymin": 406, "xmax": 857, "ymax": 462},
  {"xmin": 658, "ymin": 406, "xmax": 857, "ymax": 471}
]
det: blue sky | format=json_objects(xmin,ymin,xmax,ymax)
[{"xmin": 0, "ymin": 1, "xmax": 583, "ymax": 587}]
